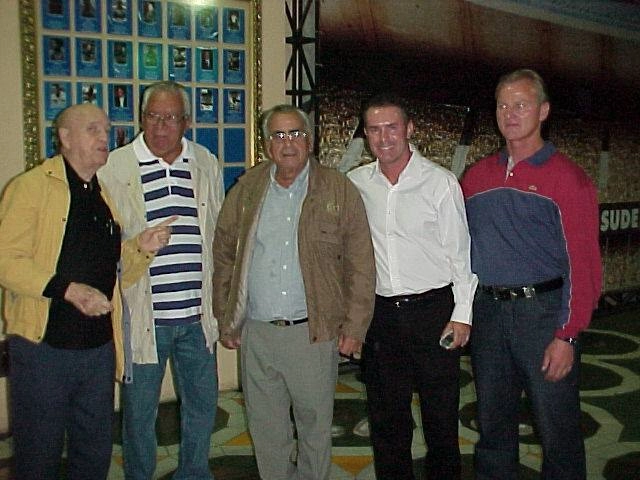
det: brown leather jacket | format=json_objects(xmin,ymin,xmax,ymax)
[{"xmin": 213, "ymin": 159, "xmax": 375, "ymax": 344}]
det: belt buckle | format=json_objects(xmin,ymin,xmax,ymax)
[
  {"xmin": 394, "ymin": 300, "xmax": 401, "ymax": 308},
  {"xmin": 272, "ymin": 320, "xmax": 287, "ymax": 327},
  {"xmin": 523, "ymin": 286, "xmax": 535, "ymax": 299}
]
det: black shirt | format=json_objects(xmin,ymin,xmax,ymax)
[{"xmin": 43, "ymin": 160, "xmax": 121, "ymax": 349}]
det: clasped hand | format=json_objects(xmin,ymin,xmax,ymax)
[{"xmin": 64, "ymin": 282, "xmax": 112, "ymax": 316}]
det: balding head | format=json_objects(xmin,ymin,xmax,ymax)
[
  {"xmin": 55, "ymin": 104, "xmax": 111, "ymax": 181},
  {"xmin": 55, "ymin": 103, "xmax": 105, "ymax": 132}
]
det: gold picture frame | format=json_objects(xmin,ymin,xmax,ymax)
[{"xmin": 19, "ymin": 0, "xmax": 262, "ymax": 173}]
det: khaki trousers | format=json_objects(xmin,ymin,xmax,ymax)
[{"xmin": 241, "ymin": 320, "xmax": 338, "ymax": 480}]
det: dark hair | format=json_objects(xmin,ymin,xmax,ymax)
[{"xmin": 361, "ymin": 92, "xmax": 410, "ymax": 124}]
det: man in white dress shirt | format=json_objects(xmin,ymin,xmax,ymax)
[{"xmin": 348, "ymin": 93, "xmax": 478, "ymax": 480}]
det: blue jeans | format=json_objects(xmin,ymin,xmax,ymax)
[
  {"xmin": 9, "ymin": 336, "xmax": 115, "ymax": 480},
  {"xmin": 122, "ymin": 322, "xmax": 218, "ymax": 480},
  {"xmin": 471, "ymin": 288, "xmax": 585, "ymax": 480}
]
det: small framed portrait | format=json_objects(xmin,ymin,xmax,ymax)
[
  {"xmin": 223, "ymin": 49, "xmax": 245, "ymax": 84},
  {"xmin": 142, "ymin": 44, "xmax": 159, "ymax": 67},
  {"xmin": 45, "ymin": 0, "xmax": 65, "ymax": 15},
  {"xmin": 224, "ymin": 128, "xmax": 246, "ymax": 163},
  {"xmin": 141, "ymin": 0, "xmax": 156, "ymax": 23},
  {"xmin": 76, "ymin": 82, "xmax": 103, "ymax": 106},
  {"xmin": 79, "ymin": 0, "xmax": 97, "ymax": 18},
  {"xmin": 168, "ymin": 2, "xmax": 191, "ymax": 40},
  {"xmin": 42, "ymin": 0, "xmax": 69, "ymax": 29},
  {"xmin": 169, "ymin": 45, "xmax": 191, "ymax": 82},
  {"xmin": 112, "ymin": 84, "xmax": 129, "ymax": 108},
  {"xmin": 76, "ymin": 0, "xmax": 101, "ymax": 32},
  {"xmin": 201, "ymin": 49, "xmax": 213, "ymax": 71},
  {"xmin": 111, "ymin": 125, "xmax": 135, "ymax": 149},
  {"xmin": 109, "ymin": 83, "xmax": 134, "ymax": 121},
  {"xmin": 108, "ymin": 0, "xmax": 132, "ymax": 34},
  {"xmin": 196, "ymin": 127, "xmax": 218, "ymax": 156},
  {"xmin": 196, "ymin": 87, "xmax": 218, "ymax": 123},
  {"xmin": 223, "ymin": 8, "xmax": 244, "ymax": 44},
  {"xmin": 43, "ymin": 36, "xmax": 70, "ymax": 76},
  {"xmin": 45, "ymin": 81, "xmax": 71, "ymax": 120},
  {"xmin": 172, "ymin": 46, "xmax": 187, "ymax": 68},
  {"xmin": 138, "ymin": 0, "xmax": 161, "ymax": 37},
  {"xmin": 138, "ymin": 43, "xmax": 162, "ymax": 80},
  {"xmin": 76, "ymin": 38, "xmax": 102, "ymax": 77},
  {"xmin": 196, "ymin": 6, "xmax": 218, "ymax": 41},
  {"xmin": 196, "ymin": 47, "xmax": 218, "ymax": 82},
  {"xmin": 223, "ymin": 89, "xmax": 245, "ymax": 124},
  {"xmin": 108, "ymin": 40, "xmax": 133, "ymax": 78},
  {"xmin": 80, "ymin": 39, "xmax": 97, "ymax": 63}
]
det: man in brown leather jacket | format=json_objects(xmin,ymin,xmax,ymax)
[{"xmin": 213, "ymin": 104, "xmax": 375, "ymax": 480}]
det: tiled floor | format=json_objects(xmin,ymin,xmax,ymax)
[{"xmin": 0, "ymin": 306, "xmax": 639, "ymax": 479}]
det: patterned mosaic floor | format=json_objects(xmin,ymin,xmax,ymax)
[{"xmin": 0, "ymin": 307, "xmax": 638, "ymax": 479}]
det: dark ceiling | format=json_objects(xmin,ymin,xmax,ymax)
[{"xmin": 317, "ymin": 0, "xmax": 640, "ymax": 117}]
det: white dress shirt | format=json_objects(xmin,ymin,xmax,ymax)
[{"xmin": 348, "ymin": 145, "xmax": 478, "ymax": 324}]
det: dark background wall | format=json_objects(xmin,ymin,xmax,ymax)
[
  {"xmin": 315, "ymin": 0, "xmax": 640, "ymax": 293},
  {"xmin": 317, "ymin": 0, "xmax": 640, "ymax": 120}
]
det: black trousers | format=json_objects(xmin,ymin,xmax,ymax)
[{"xmin": 362, "ymin": 287, "xmax": 462, "ymax": 480}]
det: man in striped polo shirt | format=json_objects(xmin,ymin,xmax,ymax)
[{"xmin": 100, "ymin": 81, "xmax": 224, "ymax": 480}]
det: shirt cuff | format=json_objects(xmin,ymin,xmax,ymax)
[
  {"xmin": 450, "ymin": 303, "xmax": 472, "ymax": 325},
  {"xmin": 42, "ymin": 274, "xmax": 71, "ymax": 299}
]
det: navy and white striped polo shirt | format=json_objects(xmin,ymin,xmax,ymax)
[{"xmin": 140, "ymin": 141, "xmax": 203, "ymax": 326}]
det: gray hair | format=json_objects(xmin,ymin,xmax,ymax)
[
  {"xmin": 261, "ymin": 104, "xmax": 312, "ymax": 140},
  {"xmin": 141, "ymin": 81, "xmax": 191, "ymax": 117},
  {"xmin": 495, "ymin": 69, "xmax": 549, "ymax": 104}
]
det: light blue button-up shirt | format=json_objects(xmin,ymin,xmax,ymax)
[{"xmin": 247, "ymin": 162, "xmax": 309, "ymax": 322}]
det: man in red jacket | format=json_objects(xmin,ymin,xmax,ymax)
[{"xmin": 461, "ymin": 69, "xmax": 602, "ymax": 479}]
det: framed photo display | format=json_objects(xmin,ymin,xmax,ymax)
[{"xmin": 21, "ymin": 0, "xmax": 260, "ymax": 190}]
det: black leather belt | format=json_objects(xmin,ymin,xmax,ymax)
[
  {"xmin": 269, "ymin": 318, "xmax": 308, "ymax": 327},
  {"xmin": 481, "ymin": 277, "xmax": 563, "ymax": 301},
  {"xmin": 376, "ymin": 284, "xmax": 452, "ymax": 307}
]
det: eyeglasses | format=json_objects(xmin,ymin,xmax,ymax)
[
  {"xmin": 268, "ymin": 129, "xmax": 308, "ymax": 143},
  {"xmin": 144, "ymin": 111, "xmax": 186, "ymax": 126}
]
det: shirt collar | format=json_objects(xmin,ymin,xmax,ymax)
[
  {"xmin": 499, "ymin": 141, "xmax": 556, "ymax": 166},
  {"xmin": 63, "ymin": 157, "xmax": 100, "ymax": 192},
  {"xmin": 371, "ymin": 143, "xmax": 419, "ymax": 183},
  {"xmin": 269, "ymin": 160, "xmax": 310, "ymax": 192},
  {"xmin": 133, "ymin": 133, "xmax": 194, "ymax": 166}
]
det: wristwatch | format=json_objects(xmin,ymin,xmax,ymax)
[{"xmin": 559, "ymin": 337, "xmax": 578, "ymax": 346}]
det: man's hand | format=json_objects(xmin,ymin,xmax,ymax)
[
  {"xmin": 338, "ymin": 335, "xmax": 362, "ymax": 359},
  {"xmin": 440, "ymin": 321, "xmax": 471, "ymax": 349},
  {"xmin": 64, "ymin": 282, "xmax": 113, "ymax": 316},
  {"xmin": 138, "ymin": 216, "xmax": 178, "ymax": 254},
  {"xmin": 221, "ymin": 337, "xmax": 241, "ymax": 350},
  {"xmin": 541, "ymin": 338, "xmax": 575, "ymax": 382}
]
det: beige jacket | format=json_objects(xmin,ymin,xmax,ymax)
[
  {"xmin": 99, "ymin": 136, "xmax": 224, "ymax": 363},
  {"xmin": 213, "ymin": 159, "xmax": 376, "ymax": 344}
]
